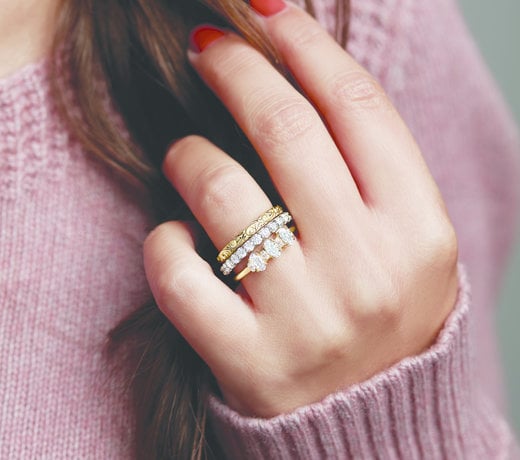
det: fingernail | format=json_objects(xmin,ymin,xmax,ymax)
[
  {"xmin": 249, "ymin": 0, "xmax": 287, "ymax": 17},
  {"xmin": 189, "ymin": 25, "xmax": 226, "ymax": 53}
]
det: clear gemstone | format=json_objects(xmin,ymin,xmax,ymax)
[
  {"xmin": 230, "ymin": 253, "xmax": 240, "ymax": 264},
  {"xmin": 236, "ymin": 247, "xmax": 246, "ymax": 259},
  {"xmin": 278, "ymin": 227, "xmax": 296, "ymax": 245},
  {"xmin": 244, "ymin": 240, "xmax": 255, "ymax": 252},
  {"xmin": 248, "ymin": 253, "xmax": 267, "ymax": 272},
  {"xmin": 264, "ymin": 239, "xmax": 282, "ymax": 258},
  {"xmin": 260, "ymin": 227, "xmax": 271, "ymax": 238},
  {"xmin": 252, "ymin": 234, "xmax": 263, "ymax": 245},
  {"xmin": 267, "ymin": 221, "xmax": 278, "ymax": 232},
  {"xmin": 275, "ymin": 216, "xmax": 284, "ymax": 226}
]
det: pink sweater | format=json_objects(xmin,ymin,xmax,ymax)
[{"xmin": 1, "ymin": 0, "xmax": 520, "ymax": 458}]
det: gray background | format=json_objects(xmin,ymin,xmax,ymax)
[{"xmin": 457, "ymin": 0, "xmax": 520, "ymax": 434}]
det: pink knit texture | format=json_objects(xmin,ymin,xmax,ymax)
[{"xmin": 1, "ymin": 0, "xmax": 520, "ymax": 458}]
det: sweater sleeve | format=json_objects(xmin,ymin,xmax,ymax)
[{"xmin": 207, "ymin": 263, "xmax": 517, "ymax": 459}]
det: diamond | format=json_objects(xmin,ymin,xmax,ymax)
[
  {"xmin": 277, "ymin": 227, "xmax": 296, "ymax": 245},
  {"xmin": 267, "ymin": 221, "xmax": 278, "ymax": 232},
  {"xmin": 220, "ymin": 262, "xmax": 232, "ymax": 275},
  {"xmin": 230, "ymin": 253, "xmax": 240, "ymax": 265},
  {"xmin": 252, "ymin": 234, "xmax": 263, "ymax": 245},
  {"xmin": 264, "ymin": 239, "xmax": 282, "ymax": 258},
  {"xmin": 236, "ymin": 247, "xmax": 246, "ymax": 259},
  {"xmin": 275, "ymin": 216, "xmax": 284, "ymax": 226},
  {"xmin": 248, "ymin": 253, "xmax": 267, "ymax": 272},
  {"xmin": 259, "ymin": 227, "xmax": 271, "ymax": 238},
  {"xmin": 244, "ymin": 240, "xmax": 255, "ymax": 252}
]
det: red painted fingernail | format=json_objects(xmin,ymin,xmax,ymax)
[
  {"xmin": 249, "ymin": 0, "xmax": 287, "ymax": 17},
  {"xmin": 189, "ymin": 25, "xmax": 226, "ymax": 53}
]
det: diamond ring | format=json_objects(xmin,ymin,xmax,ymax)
[
  {"xmin": 216, "ymin": 205, "xmax": 284, "ymax": 263},
  {"xmin": 220, "ymin": 212, "xmax": 292, "ymax": 276},
  {"xmin": 234, "ymin": 225, "xmax": 296, "ymax": 282}
]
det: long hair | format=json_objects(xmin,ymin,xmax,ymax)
[{"xmin": 49, "ymin": 0, "xmax": 350, "ymax": 458}]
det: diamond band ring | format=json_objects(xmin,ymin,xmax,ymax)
[
  {"xmin": 216, "ymin": 204, "xmax": 297, "ymax": 281},
  {"xmin": 220, "ymin": 212, "xmax": 293, "ymax": 275},
  {"xmin": 216, "ymin": 205, "xmax": 284, "ymax": 263}
]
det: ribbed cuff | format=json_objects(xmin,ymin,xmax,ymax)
[{"xmin": 208, "ymin": 263, "xmax": 513, "ymax": 459}]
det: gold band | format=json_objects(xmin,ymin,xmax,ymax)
[
  {"xmin": 234, "ymin": 226, "xmax": 296, "ymax": 282},
  {"xmin": 234, "ymin": 266, "xmax": 253, "ymax": 282},
  {"xmin": 216, "ymin": 205, "xmax": 284, "ymax": 263}
]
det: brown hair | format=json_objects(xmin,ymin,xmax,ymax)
[{"xmin": 50, "ymin": 0, "xmax": 350, "ymax": 458}]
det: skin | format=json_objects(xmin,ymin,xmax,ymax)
[
  {"xmin": 144, "ymin": 3, "xmax": 460, "ymax": 418},
  {"xmin": 0, "ymin": 0, "xmax": 59, "ymax": 78},
  {"xmin": 1, "ymin": 0, "xmax": 459, "ymax": 420}
]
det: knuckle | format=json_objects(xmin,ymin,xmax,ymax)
[
  {"xmin": 314, "ymin": 324, "xmax": 350, "ymax": 362},
  {"xmin": 330, "ymin": 72, "xmax": 391, "ymax": 113},
  {"xmin": 191, "ymin": 163, "xmax": 245, "ymax": 217},
  {"xmin": 168, "ymin": 135, "xmax": 205, "ymax": 159},
  {"xmin": 249, "ymin": 94, "xmax": 319, "ymax": 148},
  {"xmin": 277, "ymin": 319, "xmax": 350, "ymax": 376},
  {"xmin": 165, "ymin": 135, "xmax": 210, "ymax": 173},
  {"xmin": 419, "ymin": 218, "xmax": 459, "ymax": 267},
  {"xmin": 351, "ymin": 271, "xmax": 401, "ymax": 322}
]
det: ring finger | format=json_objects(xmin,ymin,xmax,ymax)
[{"xmin": 163, "ymin": 135, "xmax": 305, "ymax": 296}]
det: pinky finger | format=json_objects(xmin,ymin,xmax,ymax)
[{"xmin": 143, "ymin": 220, "xmax": 257, "ymax": 370}]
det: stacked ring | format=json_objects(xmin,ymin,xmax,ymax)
[
  {"xmin": 220, "ymin": 212, "xmax": 293, "ymax": 275},
  {"xmin": 216, "ymin": 205, "xmax": 283, "ymax": 263},
  {"xmin": 234, "ymin": 225, "xmax": 296, "ymax": 281},
  {"xmin": 217, "ymin": 205, "xmax": 297, "ymax": 280}
]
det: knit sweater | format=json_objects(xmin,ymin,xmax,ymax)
[{"xmin": 1, "ymin": 0, "xmax": 519, "ymax": 458}]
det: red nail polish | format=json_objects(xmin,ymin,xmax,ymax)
[
  {"xmin": 190, "ymin": 25, "xmax": 225, "ymax": 53},
  {"xmin": 249, "ymin": 0, "xmax": 287, "ymax": 17}
]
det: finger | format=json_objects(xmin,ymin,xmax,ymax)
[
  {"xmin": 163, "ymin": 136, "xmax": 304, "ymax": 298},
  {"xmin": 187, "ymin": 26, "xmax": 364, "ymax": 239},
  {"xmin": 164, "ymin": 136, "xmax": 274, "ymax": 251},
  {"xmin": 253, "ymin": 2, "xmax": 442, "ymax": 211},
  {"xmin": 143, "ymin": 220, "xmax": 257, "ymax": 369}
]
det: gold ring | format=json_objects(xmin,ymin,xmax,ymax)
[
  {"xmin": 216, "ymin": 205, "xmax": 283, "ymax": 263},
  {"xmin": 234, "ymin": 226, "xmax": 296, "ymax": 281}
]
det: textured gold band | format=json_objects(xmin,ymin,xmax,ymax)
[{"xmin": 216, "ymin": 205, "xmax": 284, "ymax": 263}]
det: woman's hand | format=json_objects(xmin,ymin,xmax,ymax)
[{"xmin": 143, "ymin": 1, "xmax": 459, "ymax": 418}]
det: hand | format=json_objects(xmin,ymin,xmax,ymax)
[{"xmin": 143, "ymin": 1, "xmax": 459, "ymax": 418}]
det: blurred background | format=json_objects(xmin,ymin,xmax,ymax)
[{"xmin": 457, "ymin": 0, "xmax": 520, "ymax": 434}]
